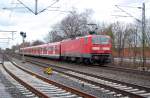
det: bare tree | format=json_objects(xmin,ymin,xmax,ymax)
[
  {"xmin": 125, "ymin": 24, "xmax": 139, "ymax": 65},
  {"xmin": 44, "ymin": 31, "xmax": 64, "ymax": 43},
  {"xmin": 20, "ymin": 42, "xmax": 31, "ymax": 48},
  {"xmin": 11, "ymin": 44, "xmax": 20, "ymax": 52},
  {"xmin": 112, "ymin": 22, "xmax": 132, "ymax": 64},
  {"xmin": 59, "ymin": 9, "xmax": 94, "ymax": 38},
  {"xmin": 44, "ymin": 9, "xmax": 94, "ymax": 43},
  {"xmin": 31, "ymin": 40, "xmax": 44, "ymax": 46},
  {"xmin": 145, "ymin": 19, "xmax": 150, "ymax": 46}
]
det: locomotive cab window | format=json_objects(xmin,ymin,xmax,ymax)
[{"xmin": 92, "ymin": 35, "xmax": 109, "ymax": 44}]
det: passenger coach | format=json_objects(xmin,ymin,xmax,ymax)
[{"xmin": 20, "ymin": 42, "xmax": 60, "ymax": 59}]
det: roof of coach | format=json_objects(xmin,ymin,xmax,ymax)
[
  {"xmin": 21, "ymin": 41, "xmax": 60, "ymax": 49},
  {"xmin": 92, "ymin": 34, "xmax": 110, "ymax": 38},
  {"xmin": 61, "ymin": 35, "xmax": 93, "ymax": 42},
  {"xmin": 47, "ymin": 41, "xmax": 60, "ymax": 45}
]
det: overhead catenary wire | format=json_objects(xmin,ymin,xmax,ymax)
[
  {"xmin": 3, "ymin": 0, "xmax": 60, "ymax": 15},
  {"xmin": 115, "ymin": 5, "xmax": 141, "ymax": 23},
  {"xmin": 16, "ymin": 0, "xmax": 35, "ymax": 14},
  {"xmin": 37, "ymin": 0, "xmax": 59, "ymax": 14},
  {"xmin": 16, "ymin": 0, "xmax": 59, "ymax": 15}
]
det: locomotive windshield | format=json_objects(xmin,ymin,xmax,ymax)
[{"xmin": 92, "ymin": 35, "xmax": 110, "ymax": 44}]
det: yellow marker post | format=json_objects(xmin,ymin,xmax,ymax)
[{"xmin": 43, "ymin": 67, "xmax": 53, "ymax": 75}]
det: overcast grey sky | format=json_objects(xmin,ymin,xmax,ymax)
[{"xmin": 0, "ymin": 0, "xmax": 149, "ymax": 49}]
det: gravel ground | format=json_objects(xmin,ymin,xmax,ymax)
[
  {"xmin": 0, "ymin": 65, "xmax": 29, "ymax": 98},
  {"xmin": 12, "ymin": 58, "xmax": 119, "ymax": 98}
]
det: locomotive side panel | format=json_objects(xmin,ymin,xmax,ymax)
[{"xmin": 61, "ymin": 36, "xmax": 92, "ymax": 58}]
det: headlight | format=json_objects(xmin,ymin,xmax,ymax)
[
  {"xmin": 92, "ymin": 47, "xmax": 100, "ymax": 50},
  {"xmin": 102, "ymin": 47, "xmax": 110, "ymax": 50}
]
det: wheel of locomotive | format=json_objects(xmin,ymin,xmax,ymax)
[
  {"xmin": 75, "ymin": 57, "xmax": 82, "ymax": 64},
  {"xmin": 63, "ymin": 56, "xmax": 69, "ymax": 62},
  {"xmin": 97, "ymin": 57, "xmax": 103, "ymax": 65},
  {"xmin": 90, "ymin": 59, "xmax": 97, "ymax": 65},
  {"xmin": 69, "ymin": 57, "xmax": 74, "ymax": 63},
  {"xmin": 83, "ymin": 58, "xmax": 92, "ymax": 65},
  {"xmin": 102, "ymin": 58, "xmax": 105, "ymax": 64},
  {"xmin": 60, "ymin": 56, "xmax": 64, "ymax": 61},
  {"xmin": 66, "ymin": 57, "xmax": 71, "ymax": 62},
  {"xmin": 62, "ymin": 56, "xmax": 67, "ymax": 62}
]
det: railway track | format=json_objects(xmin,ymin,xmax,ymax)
[
  {"xmin": 104, "ymin": 65, "xmax": 150, "ymax": 76},
  {"xmin": 2, "ymin": 55, "xmax": 96, "ymax": 98},
  {"xmin": 13, "ymin": 53, "xmax": 150, "ymax": 77},
  {"xmin": 9, "ymin": 55, "xmax": 150, "ymax": 98}
]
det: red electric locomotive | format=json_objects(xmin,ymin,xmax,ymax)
[
  {"xmin": 20, "ymin": 34, "xmax": 112, "ymax": 64},
  {"xmin": 61, "ymin": 35, "xmax": 112, "ymax": 63}
]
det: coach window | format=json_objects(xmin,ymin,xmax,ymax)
[
  {"xmin": 49, "ymin": 46, "xmax": 52, "ymax": 51},
  {"xmin": 41, "ymin": 48, "xmax": 43, "ymax": 52},
  {"xmin": 38, "ymin": 47, "xmax": 40, "ymax": 53},
  {"xmin": 48, "ymin": 46, "xmax": 51, "ymax": 51},
  {"xmin": 51, "ymin": 46, "xmax": 53, "ymax": 51},
  {"xmin": 53, "ymin": 46, "xmax": 54, "ymax": 50},
  {"xmin": 42, "ymin": 48, "xmax": 44, "ymax": 52},
  {"xmin": 48, "ymin": 47, "xmax": 50, "ymax": 51},
  {"xmin": 40, "ymin": 48, "xmax": 42, "ymax": 52},
  {"xmin": 43, "ymin": 47, "xmax": 46, "ymax": 52},
  {"xmin": 47, "ymin": 47, "xmax": 49, "ymax": 51},
  {"xmin": 55, "ymin": 46, "xmax": 58, "ymax": 51},
  {"xmin": 33, "ymin": 48, "xmax": 35, "ymax": 53}
]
